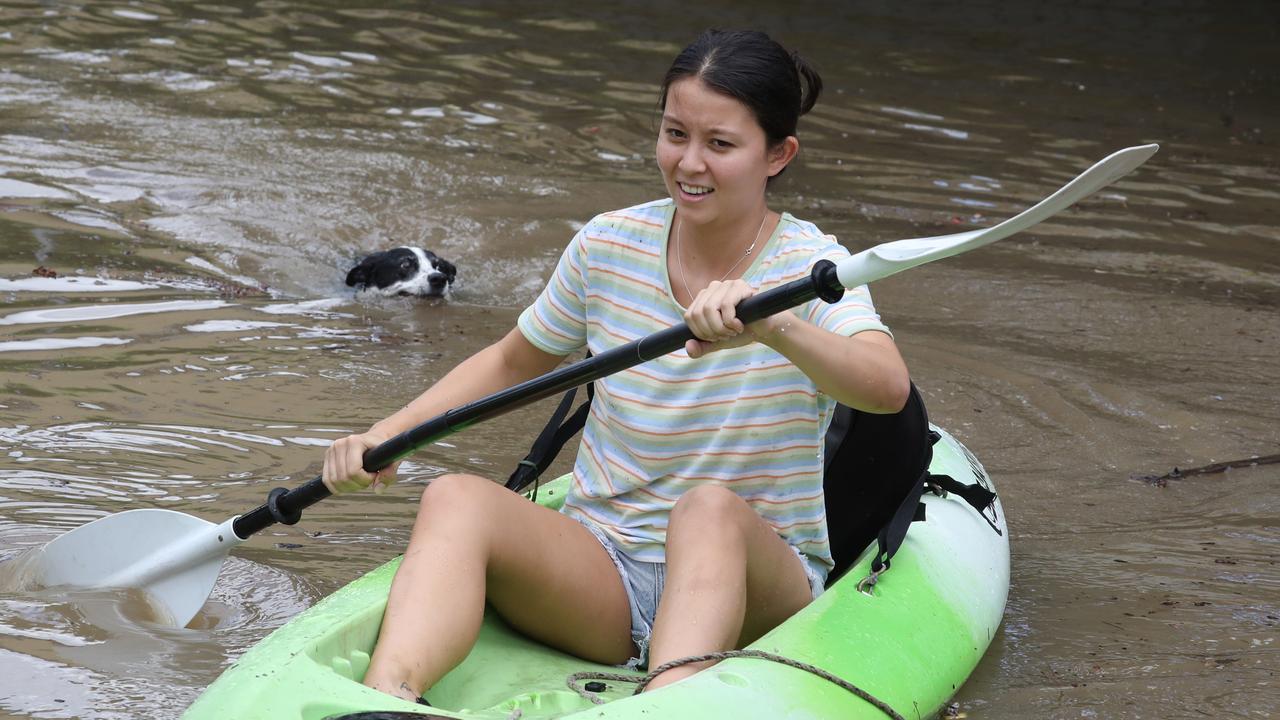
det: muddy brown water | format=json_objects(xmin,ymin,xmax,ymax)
[{"xmin": 1, "ymin": 2, "xmax": 1276, "ymax": 718}]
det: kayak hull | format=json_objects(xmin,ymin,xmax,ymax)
[{"xmin": 185, "ymin": 426, "xmax": 1009, "ymax": 719}]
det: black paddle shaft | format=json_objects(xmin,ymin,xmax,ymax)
[{"xmin": 231, "ymin": 260, "xmax": 844, "ymax": 539}]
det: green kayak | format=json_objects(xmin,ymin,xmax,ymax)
[{"xmin": 184, "ymin": 425, "xmax": 1008, "ymax": 719}]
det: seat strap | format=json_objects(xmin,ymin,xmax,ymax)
[
  {"xmin": 869, "ymin": 470, "xmax": 929, "ymax": 575},
  {"xmin": 504, "ymin": 382, "xmax": 593, "ymax": 494},
  {"xmin": 861, "ymin": 428, "xmax": 1001, "ymax": 593},
  {"xmin": 926, "ymin": 473, "xmax": 1002, "ymax": 535}
]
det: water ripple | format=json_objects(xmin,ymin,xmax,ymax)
[
  {"xmin": 0, "ymin": 422, "xmax": 282, "ymax": 459},
  {"xmin": 0, "ymin": 337, "xmax": 133, "ymax": 353},
  {"xmin": 0, "ymin": 300, "xmax": 231, "ymax": 326}
]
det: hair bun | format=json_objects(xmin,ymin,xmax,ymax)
[{"xmin": 790, "ymin": 50, "xmax": 823, "ymax": 116}]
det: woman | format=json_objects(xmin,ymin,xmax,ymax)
[{"xmin": 323, "ymin": 29, "xmax": 910, "ymax": 703}]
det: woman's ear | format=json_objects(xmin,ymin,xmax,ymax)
[{"xmin": 767, "ymin": 136, "xmax": 800, "ymax": 177}]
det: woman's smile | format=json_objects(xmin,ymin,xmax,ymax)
[{"xmin": 677, "ymin": 181, "xmax": 714, "ymax": 200}]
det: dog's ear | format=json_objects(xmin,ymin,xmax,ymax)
[
  {"xmin": 345, "ymin": 263, "xmax": 370, "ymax": 288},
  {"xmin": 436, "ymin": 257, "xmax": 457, "ymax": 283}
]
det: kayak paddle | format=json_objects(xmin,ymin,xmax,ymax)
[{"xmin": 27, "ymin": 143, "xmax": 1158, "ymax": 627}]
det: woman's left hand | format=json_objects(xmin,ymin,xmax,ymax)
[{"xmin": 684, "ymin": 279, "xmax": 792, "ymax": 359}]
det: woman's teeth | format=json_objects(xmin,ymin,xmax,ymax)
[{"xmin": 680, "ymin": 182, "xmax": 713, "ymax": 195}]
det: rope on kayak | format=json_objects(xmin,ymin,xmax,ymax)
[{"xmin": 566, "ymin": 648, "xmax": 905, "ymax": 720}]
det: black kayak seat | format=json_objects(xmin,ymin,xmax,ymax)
[{"xmin": 822, "ymin": 383, "xmax": 933, "ymax": 584}]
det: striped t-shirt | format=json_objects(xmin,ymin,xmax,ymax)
[{"xmin": 517, "ymin": 199, "xmax": 890, "ymax": 582}]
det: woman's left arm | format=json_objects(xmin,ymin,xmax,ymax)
[{"xmin": 684, "ymin": 279, "xmax": 910, "ymax": 414}]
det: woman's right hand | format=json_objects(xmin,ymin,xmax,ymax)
[{"xmin": 323, "ymin": 430, "xmax": 401, "ymax": 495}]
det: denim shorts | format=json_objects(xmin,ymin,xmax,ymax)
[{"xmin": 576, "ymin": 519, "xmax": 825, "ymax": 670}]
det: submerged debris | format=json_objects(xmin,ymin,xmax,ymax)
[
  {"xmin": 32, "ymin": 265, "xmax": 58, "ymax": 278},
  {"xmin": 1134, "ymin": 453, "xmax": 1280, "ymax": 487}
]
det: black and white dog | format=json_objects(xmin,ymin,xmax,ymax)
[{"xmin": 345, "ymin": 247, "xmax": 457, "ymax": 298}]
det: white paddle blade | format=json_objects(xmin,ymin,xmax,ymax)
[
  {"xmin": 837, "ymin": 144, "xmax": 1159, "ymax": 288},
  {"xmin": 32, "ymin": 509, "xmax": 244, "ymax": 627}
]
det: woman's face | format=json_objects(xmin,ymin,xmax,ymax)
[{"xmin": 656, "ymin": 77, "xmax": 796, "ymax": 229}]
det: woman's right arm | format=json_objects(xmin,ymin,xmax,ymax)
[{"xmin": 322, "ymin": 328, "xmax": 566, "ymax": 494}]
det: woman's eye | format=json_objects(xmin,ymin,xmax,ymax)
[
  {"xmin": 710, "ymin": 139, "xmax": 732, "ymax": 149},
  {"xmin": 665, "ymin": 128, "xmax": 685, "ymax": 140}
]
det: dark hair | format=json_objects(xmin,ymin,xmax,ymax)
[{"xmin": 660, "ymin": 29, "xmax": 822, "ymax": 161}]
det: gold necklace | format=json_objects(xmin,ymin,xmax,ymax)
[{"xmin": 675, "ymin": 212, "xmax": 768, "ymax": 302}]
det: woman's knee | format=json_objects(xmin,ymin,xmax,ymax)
[
  {"xmin": 415, "ymin": 473, "xmax": 494, "ymax": 521},
  {"xmin": 422, "ymin": 471, "xmax": 490, "ymax": 497},
  {"xmin": 670, "ymin": 484, "xmax": 752, "ymax": 535}
]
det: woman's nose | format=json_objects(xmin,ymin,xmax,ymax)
[{"xmin": 677, "ymin": 144, "xmax": 705, "ymax": 174}]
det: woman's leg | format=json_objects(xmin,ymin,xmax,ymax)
[
  {"xmin": 645, "ymin": 484, "xmax": 813, "ymax": 690},
  {"xmin": 363, "ymin": 473, "xmax": 634, "ymax": 701}
]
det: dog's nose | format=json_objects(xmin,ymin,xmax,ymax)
[{"xmin": 427, "ymin": 272, "xmax": 448, "ymax": 288}]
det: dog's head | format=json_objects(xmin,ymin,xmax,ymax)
[{"xmin": 345, "ymin": 247, "xmax": 457, "ymax": 298}]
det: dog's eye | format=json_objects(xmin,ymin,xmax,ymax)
[{"xmin": 399, "ymin": 258, "xmax": 414, "ymax": 269}]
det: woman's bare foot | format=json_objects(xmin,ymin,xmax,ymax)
[{"xmin": 366, "ymin": 678, "xmax": 423, "ymax": 704}]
